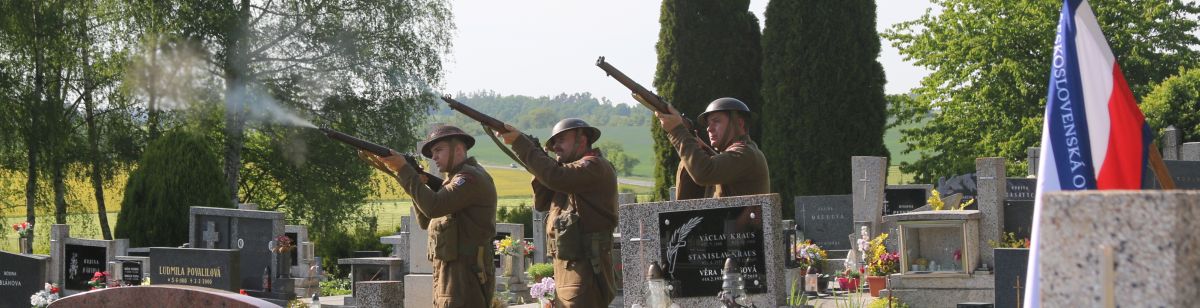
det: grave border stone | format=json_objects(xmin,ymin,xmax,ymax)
[{"xmin": 619, "ymin": 194, "xmax": 785, "ymax": 308}]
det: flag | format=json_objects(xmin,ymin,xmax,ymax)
[{"xmin": 1024, "ymin": 0, "xmax": 1153, "ymax": 306}]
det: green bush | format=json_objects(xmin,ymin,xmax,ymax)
[
  {"xmin": 316, "ymin": 225, "xmax": 391, "ymax": 278},
  {"xmin": 320, "ymin": 277, "xmax": 353, "ymax": 296},
  {"xmin": 867, "ymin": 297, "xmax": 910, "ymax": 308},
  {"xmin": 1142, "ymin": 67, "xmax": 1200, "ymax": 143},
  {"xmin": 497, "ymin": 203, "xmax": 533, "ymax": 237},
  {"xmin": 115, "ymin": 130, "xmax": 232, "ymax": 247},
  {"xmin": 526, "ymin": 263, "xmax": 554, "ymax": 281}
]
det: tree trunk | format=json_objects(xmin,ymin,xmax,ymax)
[
  {"xmin": 24, "ymin": 4, "xmax": 44, "ymax": 250},
  {"xmin": 52, "ymin": 159, "xmax": 66, "ymax": 224},
  {"xmin": 80, "ymin": 4, "xmax": 112, "ymax": 239},
  {"xmin": 222, "ymin": 0, "xmax": 253, "ymax": 205},
  {"xmin": 147, "ymin": 36, "xmax": 160, "ymax": 140}
]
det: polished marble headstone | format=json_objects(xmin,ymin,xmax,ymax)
[{"xmin": 0, "ymin": 250, "xmax": 49, "ymax": 305}]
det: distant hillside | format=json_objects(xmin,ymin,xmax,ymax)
[{"xmin": 429, "ymin": 91, "xmax": 651, "ymax": 135}]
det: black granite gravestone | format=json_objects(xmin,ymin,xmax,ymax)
[
  {"xmin": 1004, "ymin": 178, "xmax": 1037, "ymax": 239},
  {"xmin": 190, "ymin": 207, "xmax": 284, "ymax": 292},
  {"xmin": 659, "ymin": 204, "xmax": 766, "ymax": 297},
  {"xmin": 884, "ymin": 188, "xmax": 929, "ymax": 215},
  {"xmin": 63, "ymin": 244, "xmax": 107, "ymax": 291},
  {"xmin": 0, "ymin": 251, "xmax": 49, "ymax": 305},
  {"xmin": 794, "ymin": 195, "xmax": 853, "ymax": 250},
  {"xmin": 121, "ymin": 261, "xmax": 143, "ymax": 285},
  {"xmin": 1143, "ymin": 160, "xmax": 1200, "ymax": 189},
  {"xmin": 149, "ymin": 247, "xmax": 241, "ymax": 292},
  {"xmin": 993, "ymin": 248, "xmax": 1029, "ymax": 308}
]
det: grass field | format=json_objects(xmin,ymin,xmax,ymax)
[{"xmin": 466, "ymin": 125, "xmax": 655, "ymax": 178}]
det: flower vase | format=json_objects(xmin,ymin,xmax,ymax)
[
  {"xmin": 539, "ymin": 298, "xmax": 553, "ymax": 308},
  {"xmin": 502, "ymin": 254, "xmax": 515, "ymax": 277},
  {"xmin": 867, "ymin": 276, "xmax": 887, "ymax": 297},
  {"xmin": 19, "ymin": 237, "xmax": 32, "ymax": 254}
]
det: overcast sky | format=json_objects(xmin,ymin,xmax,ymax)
[{"xmin": 443, "ymin": 0, "xmax": 935, "ymax": 105}]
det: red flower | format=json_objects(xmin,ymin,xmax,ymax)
[
  {"xmin": 239, "ymin": 289, "xmax": 248, "ymax": 295},
  {"xmin": 50, "ymin": 286, "xmax": 60, "ymax": 294}
]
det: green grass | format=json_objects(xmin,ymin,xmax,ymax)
[
  {"xmin": 466, "ymin": 125, "xmax": 655, "ymax": 178},
  {"xmin": 884, "ymin": 118, "xmax": 928, "ymax": 166}
]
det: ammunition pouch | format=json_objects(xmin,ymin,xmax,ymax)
[
  {"xmin": 588, "ymin": 233, "xmax": 617, "ymax": 304},
  {"xmin": 428, "ymin": 215, "xmax": 460, "ymax": 261},
  {"xmin": 552, "ymin": 210, "xmax": 583, "ymax": 260}
]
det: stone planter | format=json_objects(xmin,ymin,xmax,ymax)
[{"xmin": 867, "ymin": 275, "xmax": 887, "ymax": 297}]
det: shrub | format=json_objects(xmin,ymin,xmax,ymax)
[
  {"xmin": 526, "ymin": 263, "xmax": 554, "ymax": 282},
  {"xmin": 115, "ymin": 130, "xmax": 232, "ymax": 247}
]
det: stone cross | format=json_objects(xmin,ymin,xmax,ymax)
[
  {"xmin": 202, "ymin": 221, "xmax": 220, "ymax": 248},
  {"xmin": 1163, "ymin": 126, "xmax": 1180, "ymax": 160}
]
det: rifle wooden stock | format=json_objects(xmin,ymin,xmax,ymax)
[
  {"xmin": 441, "ymin": 95, "xmax": 510, "ymax": 133},
  {"xmin": 595, "ymin": 56, "xmax": 714, "ymax": 155},
  {"xmin": 319, "ymin": 127, "xmax": 443, "ymax": 190}
]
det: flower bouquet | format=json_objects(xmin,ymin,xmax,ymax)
[
  {"xmin": 88, "ymin": 271, "xmax": 109, "ymax": 290},
  {"xmin": 794, "ymin": 240, "xmax": 828, "ymax": 273},
  {"xmin": 30, "ymin": 283, "xmax": 60, "ymax": 308},
  {"xmin": 529, "ymin": 277, "xmax": 556, "ymax": 308},
  {"xmin": 13, "ymin": 221, "xmax": 32, "ymax": 238},
  {"xmin": 272, "ymin": 234, "xmax": 294, "ymax": 254}
]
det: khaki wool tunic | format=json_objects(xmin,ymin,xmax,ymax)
[
  {"xmin": 512, "ymin": 135, "xmax": 619, "ymax": 308},
  {"xmin": 667, "ymin": 125, "xmax": 770, "ymax": 197},
  {"xmin": 396, "ymin": 157, "xmax": 497, "ymax": 308}
]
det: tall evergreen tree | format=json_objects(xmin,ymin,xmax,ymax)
[
  {"xmin": 652, "ymin": 0, "xmax": 763, "ymax": 200},
  {"xmin": 761, "ymin": 0, "xmax": 889, "ymax": 211}
]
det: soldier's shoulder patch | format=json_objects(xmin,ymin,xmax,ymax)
[{"xmin": 451, "ymin": 173, "xmax": 473, "ymax": 187}]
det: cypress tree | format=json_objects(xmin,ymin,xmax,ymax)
[
  {"xmin": 652, "ymin": 0, "xmax": 763, "ymax": 200},
  {"xmin": 761, "ymin": 0, "xmax": 889, "ymax": 211},
  {"xmin": 115, "ymin": 129, "xmax": 232, "ymax": 247}
]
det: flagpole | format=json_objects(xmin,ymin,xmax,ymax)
[{"xmin": 1147, "ymin": 142, "xmax": 1176, "ymax": 189}]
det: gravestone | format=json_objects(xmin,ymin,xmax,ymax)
[
  {"xmin": 1035, "ymin": 191, "xmax": 1200, "ymax": 306},
  {"xmin": 883, "ymin": 184, "xmax": 932, "ymax": 215},
  {"xmin": 1004, "ymin": 178, "xmax": 1036, "ymax": 240},
  {"xmin": 495, "ymin": 222, "xmax": 526, "ymax": 292},
  {"xmin": 1182, "ymin": 142, "xmax": 1200, "ymax": 161},
  {"xmin": 0, "ymin": 250, "xmax": 50, "ymax": 305},
  {"xmin": 531, "ymin": 210, "xmax": 547, "ymax": 264},
  {"xmin": 188, "ymin": 206, "xmax": 286, "ymax": 293},
  {"xmin": 149, "ymin": 247, "xmax": 241, "ymax": 292},
  {"xmin": 993, "ymin": 248, "xmax": 1029, "ymax": 308},
  {"xmin": 401, "ymin": 214, "xmax": 433, "ymax": 274},
  {"xmin": 49, "ymin": 224, "xmax": 127, "ymax": 295},
  {"xmin": 976, "ymin": 158, "xmax": 1007, "ymax": 268},
  {"xmin": 1162, "ymin": 126, "xmax": 1180, "ymax": 160},
  {"xmin": 852, "ymin": 156, "xmax": 888, "ymax": 235},
  {"xmin": 794, "ymin": 195, "xmax": 853, "ymax": 250},
  {"xmin": 120, "ymin": 260, "xmax": 144, "ymax": 285},
  {"xmin": 1143, "ymin": 160, "xmax": 1200, "ymax": 189},
  {"xmin": 619, "ymin": 194, "xmax": 785, "ymax": 308},
  {"xmin": 936, "ymin": 173, "xmax": 978, "ymax": 202},
  {"xmin": 1027, "ymin": 147, "xmax": 1040, "ymax": 176}
]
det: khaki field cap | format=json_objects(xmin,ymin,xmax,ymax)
[
  {"xmin": 698, "ymin": 97, "xmax": 752, "ymax": 124},
  {"xmin": 547, "ymin": 118, "xmax": 601, "ymax": 147},
  {"xmin": 420, "ymin": 125, "xmax": 475, "ymax": 158}
]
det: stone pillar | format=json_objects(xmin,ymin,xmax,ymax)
[
  {"xmin": 1036, "ymin": 191, "xmax": 1200, "ymax": 307},
  {"xmin": 975, "ymin": 157, "xmax": 1006, "ymax": 269},
  {"xmin": 532, "ymin": 211, "xmax": 546, "ymax": 264},
  {"xmin": 1027, "ymin": 147, "xmax": 1040, "ymax": 176},
  {"xmin": 1163, "ymin": 126, "xmax": 1180, "ymax": 160},
  {"xmin": 49, "ymin": 224, "xmax": 70, "ymax": 286},
  {"xmin": 1181, "ymin": 142, "xmax": 1200, "ymax": 161},
  {"xmin": 851, "ymin": 156, "xmax": 888, "ymax": 235},
  {"xmin": 355, "ymin": 281, "xmax": 404, "ymax": 308}
]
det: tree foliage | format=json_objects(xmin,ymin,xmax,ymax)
[
  {"xmin": 1142, "ymin": 67, "xmax": 1200, "ymax": 143},
  {"xmin": 885, "ymin": 0, "xmax": 1200, "ymax": 182},
  {"xmin": 428, "ymin": 91, "xmax": 650, "ymax": 135},
  {"xmin": 596, "ymin": 140, "xmax": 641, "ymax": 177},
  {"xmin": 761, "ymin": 0, "xmax": 890, "ymax": 211},
  {"xmin": 652, "ymin": 0, "xmax": 763, "ymax": 200},
  {"xmin": 115, "ymin": 130, "xmax": 232, "ymax": 247}
]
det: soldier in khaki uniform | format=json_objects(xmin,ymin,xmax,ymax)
[
  {"xmin": 655, "ymin": 97, "xmax": 770, "ymax": 197},
  {"xmin": 360, "ymin": 125, "xmax": 497, "ymax": 308},
  {"xmin": 495, "ymin": 118, "xmax": 618, "ymax": 307}
]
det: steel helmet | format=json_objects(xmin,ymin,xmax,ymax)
[{"xmin": 420, "ymin": 125, "xmax": 475, "ymax": 158}]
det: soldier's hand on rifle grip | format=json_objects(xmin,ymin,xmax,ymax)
[
  {"xmin": 495, "ymin": 124, "xmax": 521, "ymax": 145},
  {"xmin": 655, "ymin": 104, "xmax": 684, "ymax": 131},
  {"xmin": 358, "ymin": 150, "xmax": 407, "ymax": 175}
]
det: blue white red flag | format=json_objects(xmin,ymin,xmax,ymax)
[{"xmin": 1024, "ymin": 0, "xmax": 1153, "ymax": 306}]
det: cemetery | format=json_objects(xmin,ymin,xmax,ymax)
[{"xmin": 4, "ymin": 1, "xmax": 1200, "ymax": 308}]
